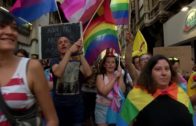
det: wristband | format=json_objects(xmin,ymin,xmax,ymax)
[{"xmin": 71, "ymin": 51, "xmax": 83, "ymax": 56}]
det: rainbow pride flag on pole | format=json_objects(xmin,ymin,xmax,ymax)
[
  {"xmin": 84, "ymin": 16, "xmax": 120, "ymax": 65},
  {"xmin": 9, "ymin": 0, "xmax": 57, "ymax": 22},
  {"xmin": 117, "ymin": 83, "xmax": 193, "ymax": 126},
  {"xmin": 110, "ymin": 0, "xmax": 129, "ymax": 25},
  {"xmin": 60, "ymin": 0, "xmax": 102, "ymax": 24}
]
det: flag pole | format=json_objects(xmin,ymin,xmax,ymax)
[
  {"xmin": 128, "ymin": 0, "xmax": 131, "ymax": 33},
  {"xmin": 83, "ymin": 0, "xmax": 105, "ymax": 34},
  {"xmin": 55, "ymin": 1, "xmax": 63, "ymax": 23}
]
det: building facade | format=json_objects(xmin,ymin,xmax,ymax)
[
  {"xmin": 164, "ymin": 0, "xmax": 196, "ymax": 62},
  {"xmin": 130, "ymin": 0, "xmax": 193, "ymax": 53}
]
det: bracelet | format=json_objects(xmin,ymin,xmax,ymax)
[
  {"xmin": 71, "ymin": 51, "xmax": 83, "ymax": 56},
  {"xmin": 78, "ymin": 51, "xmax": 83, "ymax": 55}
]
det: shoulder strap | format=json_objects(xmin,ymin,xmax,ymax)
[
  {"xmin": 0, "ymin": 89, "xmax": 38, "ymax": 125},
  {"xmin": 0, "ymin": 89, "xmax": 16, "ymax": 125}
]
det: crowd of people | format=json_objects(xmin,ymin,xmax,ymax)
[{"xmin": 1, "ymin": 7, "xmax": 196, "ymax": 126}]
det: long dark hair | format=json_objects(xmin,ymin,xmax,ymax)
[{"xmin": 137, "ymin": 55, "xmax": 178, "ymax": 94}]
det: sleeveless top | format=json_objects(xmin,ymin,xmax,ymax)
[
  {"xmin": 0, "ymin": 58, "xmax": 36, "ymax": 125},
  {"xmin": 96, "ymin": 75, "xmax": 113, "ymax": 106}
]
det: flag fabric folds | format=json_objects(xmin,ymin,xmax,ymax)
[
  {"xmin": 97, "ymin": 0, "xmax": 115, "ymax": 24},
  {"xmin": 106, "ymin": 83, "xmax": 125, "ymax": 123},
  {"xmin": 84, "ymin": 16, "xmax": 120, "ymax": 65},
  {"xmin": 60, "ymin": 0, "xmax": 129, "ymax": 25},
  {"xmin": 117, "ymin": 83, "xmax": 193, "ymax": 126},
  {"xmin": 110, "ymin": 0, "xmax": 129, "ymax": 25},
  {"xmin": 187, "ymin": 72, "xmax": 196, "ymax": 97},
  {"xmin": 60, "ymin": 0, "xmax": 102, "ymax": 24},
  {"xmin": 132, "ymin": 30, "xmax": 148, "ymax": 57},
  {"xmin": 10, "ymin": 0, "xmax": 57, "ymax": 22}
]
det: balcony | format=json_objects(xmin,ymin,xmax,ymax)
[{"xmin": 137, "ymin": 0, "xmax": 193, "ymax": 27}]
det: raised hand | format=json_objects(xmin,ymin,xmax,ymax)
[
  {"xmin": 69, "ymin": 38, "xmax": 83, "ymax": 54},
  {"xmin": 125, "ymin": 32, "xmax": 134, "ymax": 46},
  {"xmin": 114, "ymin": 70, "xmax": 122, "ymax": 79}
]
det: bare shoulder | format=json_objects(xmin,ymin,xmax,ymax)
[
  {"xmin": 97, "ymin": 74, "xmax": 103, "ymax": 79},
  {"xmin": 52, "ymin": 63, "xmax": 58, "ymax": 70},
  {"xmin": 96, "ymin": 74, "xmax": 104, "ymax": 82},
  {"xmin": 28, "ymin": 59, "xmax": 43, "ymax": 71},
  {"xmin": 26, "ymin": 59, "xmax": 44, "ymax": 92}
]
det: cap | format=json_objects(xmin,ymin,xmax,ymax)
[{"xmin": 105, "ymin": 48, "xmax": 116, "ymax": 57}]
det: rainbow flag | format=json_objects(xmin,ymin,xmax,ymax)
[
  {"xmin": 84, "ymin": 16, "xmax": 120, "ymax": 65},
  {"xmin": 60, "ymin": 0, "xmax": 102, "ymax": 24},
  {"xmin": 9, "ymin": 0, "xmax": 57, "ymax": 22},
  {"xmin": 117, "ymin": 83, "xmax": 193, "ymax": 126},
  {"xmin": 110, "ymin": 0, "xmax": 129, "ymax": 25}
]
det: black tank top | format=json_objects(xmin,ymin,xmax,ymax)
[{"xmin": 133, "ymin": 95, "xmax": 193, "ymax": 126}]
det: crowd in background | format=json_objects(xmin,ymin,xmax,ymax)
[
  {"xmin": 14, "ymin": 34, "xmax": 196, "ymax": 126},
  {"xmin": 1, "ymin": 8, "xmax": 196, "ymax": 126}
]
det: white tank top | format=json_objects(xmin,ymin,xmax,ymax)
[{"xmin": 0, "ymin": 58, "xmax": 36, "ymax": 125}]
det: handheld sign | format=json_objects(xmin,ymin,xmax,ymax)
[{"xmin": 39, "ymin": 22, "xmax": 82, "ymax": 59}]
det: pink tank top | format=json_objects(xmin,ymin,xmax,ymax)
[{"xmin": 0, "ymin": 58, "xmax": 36, "ymax": 125}]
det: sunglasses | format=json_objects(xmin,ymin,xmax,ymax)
[
  {"xmin": 140, "ymin": 56, "xmax": 151, "ymax": 62},
  {"xmin": 168, "ymin": 57, "xmax": 179, "ymax": 62}
]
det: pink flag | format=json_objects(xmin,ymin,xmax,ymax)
[{"xmin": 60, "ymin": 0, "xmax": 102, "ymax": 24}]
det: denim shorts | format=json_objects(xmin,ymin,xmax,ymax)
[{"xmin": 95, "ymin": 103, "xmax": 108, "ymax": 124}]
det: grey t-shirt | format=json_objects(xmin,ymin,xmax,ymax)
[{"xmin": 50, "ymin": 58, "xmax": 81, "ymax": 95}]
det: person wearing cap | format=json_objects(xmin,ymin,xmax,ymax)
[
  {"xmin": 95, "ymin": 48, "xmax": 125, "ymax": 126},
  {"xmin": 168, "ymin": 57, "xmax": 187, "ymax": 92},
  {"xmin": 0, "ymin": 9, "xmax": 58, "ymax": 125}
]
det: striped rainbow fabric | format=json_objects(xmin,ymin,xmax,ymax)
[
  {"xmin": 117, "ymin": 83, "xmax": 193, "ymax": 126},
  {"xmin": 60, "ymin": 0, "xmax": 102, "ymax": 24},
  {"xmin": 110, "ymin": 0, "xmax": 129, "ymax": 25},
  {"xmin": 84, "ymin": 16, "xmax": 120, "ymax": 65}
]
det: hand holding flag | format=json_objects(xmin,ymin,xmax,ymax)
[{"xmin": 125, "ymin": 32, "xmax": 134, "ymax": 46}]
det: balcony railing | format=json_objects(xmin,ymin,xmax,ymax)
[{"xmin": 137, "ymin": 0, "xmax": 182, "ymax": 27}]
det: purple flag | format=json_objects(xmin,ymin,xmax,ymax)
[{"xmin": 10, "ymin": 0, "xmax": 57, "ymax": 22}]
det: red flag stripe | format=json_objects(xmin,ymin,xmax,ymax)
[
  {"xmin": 3, "ymin": 93, "xmax": 28, "ymax": 101},
  {"xmin": 6, "ymin": 78, "xmax": 24, "ymax": 86}
]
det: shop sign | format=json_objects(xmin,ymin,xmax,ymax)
[{"xmin": 184, "ymin": 9, "xmax": 196, "ymax": 32}]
